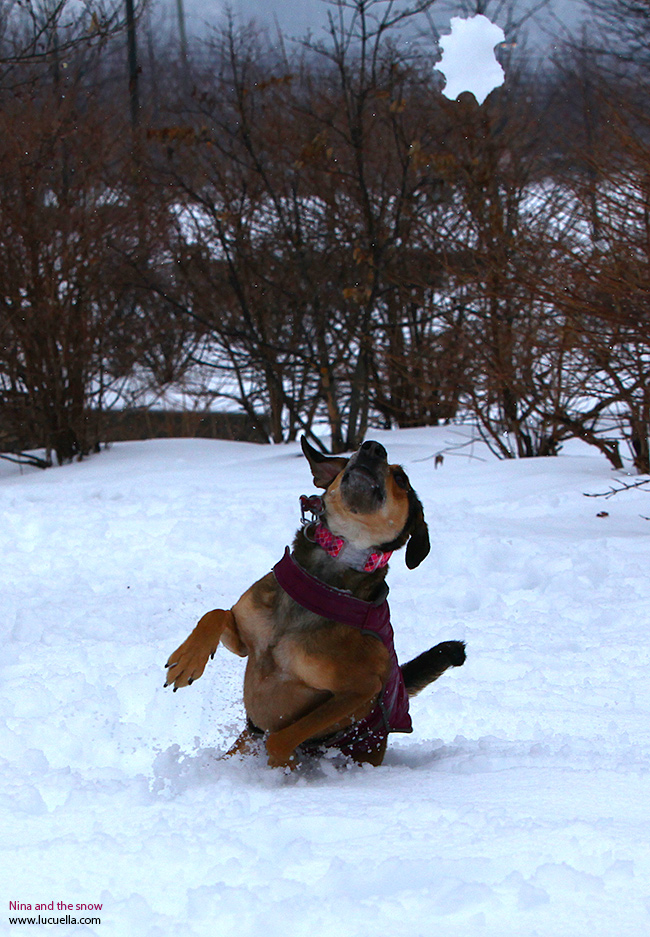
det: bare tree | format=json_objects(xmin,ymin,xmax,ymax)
[
  {"xmin": 0, "ymin": 0, "xmax": 140, "ymax": 87},
  {"xmin": 549, "ymin": 117, "xmax": 650, "ymax": 472},
  {"xmin": 412, "ymin": 65, "xmax": 574, "ymax": 458},
  {"xmin": 0, "ymin": 61, "xmax": 153, "ymax": 463},
  {"xmin": 580, "ymin": 0, "xmax": 650, "ymax": 66},
  {"xmin": 144, "ymin": 4, "xmax": 449, "ymax": 450}
]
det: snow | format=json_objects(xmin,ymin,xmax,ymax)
[
  {"xmin": 1, "ymin": 427, "xmax": 650, "ymax": 936},
  {"xmin": 437, "ymin": 15, "xmax": 506, "ymax": 105}
]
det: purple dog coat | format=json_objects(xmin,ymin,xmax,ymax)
[{"xmin": 272, "ymin": 548, "xmax": 412, "ymax": 759}]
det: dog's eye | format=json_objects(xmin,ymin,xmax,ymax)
[{"xmin": 393, "ymin": 470, "xmax": 409, "ymax": 490}]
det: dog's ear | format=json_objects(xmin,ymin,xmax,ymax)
[
  {"xmin": 301, "ymin": 436, "xmax": 349, "ymax": 489},
  {"xmin": 405, "ymin": 500, "xmax": 430, "ymax": 569}
]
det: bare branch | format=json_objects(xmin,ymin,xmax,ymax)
[{"xmin": 584, "ymin": 478, "xmax": 650, "ymax": 499}]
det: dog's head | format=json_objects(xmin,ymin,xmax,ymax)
[{"xmin": 300, "ymin": 437, "xmax": 430, "ymax": 569}]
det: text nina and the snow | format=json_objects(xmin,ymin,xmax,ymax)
[{"xmin": 9, "ymin": 901, "xmax": 103, "ymax": 911}]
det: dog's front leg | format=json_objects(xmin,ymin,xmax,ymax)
[
  {"xmin": 265, "ymin": 675, "xmax": 384, "ymax": 768},
  {"xmin": 165, "ymin": 608, "xmax": 245, "ymax": 690}
]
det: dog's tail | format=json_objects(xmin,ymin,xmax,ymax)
[{"xmin": 400, "ymin": 640, "xmax": 466, "ymax": 697}]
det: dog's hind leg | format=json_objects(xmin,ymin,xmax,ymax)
[
  {"xmin": 349, "ymin": 736, "xmax": 388, "ymax": 767},
  {"xmin": 225, "ymin": 720, "xmax": 265, "ymax": 758},
  {"xmin": 400, "ymin": 640, "xmax": 466, "ymax": 697}
]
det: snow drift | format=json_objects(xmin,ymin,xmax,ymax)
[{"xmin": 1, "ymin": 427, "xmax": 649, "ymax": 936}]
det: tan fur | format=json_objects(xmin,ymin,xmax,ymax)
[
  {"xmin": 165, "ymin": 439, "xmax": 430, "ymax": 769},
  {"xmin": 166, "ymin": 573, "xmax": 391, "ymax": 767},
  {"xmin": 325, "ymin": 465, "xmax": 410, "ymax": 548}
]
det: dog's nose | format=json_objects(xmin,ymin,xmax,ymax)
[{"xmin": 360, "ymin": 440, "xmax": 387, "ymax": 461}]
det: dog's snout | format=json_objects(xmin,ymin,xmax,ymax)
[{"xmin": 360, "ymin": 440, "xmax": 387, "ymax": 461}]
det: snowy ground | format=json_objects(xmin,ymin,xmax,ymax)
[{"xmin": 1, "ymin": 426, "xmax": 649, "ymax": 936}]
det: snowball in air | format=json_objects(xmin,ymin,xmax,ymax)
[{"xmin": 437, "ymin": 15, "xmax": 506, "ymax": 105}]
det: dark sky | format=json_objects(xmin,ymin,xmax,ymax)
[{"xmin": 170, "ymin": 0, "xmax": 589, "ymax": 49}]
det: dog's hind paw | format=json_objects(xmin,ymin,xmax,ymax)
[
  {"xmin": 435, "ymin": 640, "xmax": 466, "ymax": 667},
  {"xmin": 265, "ymin": 734, "xmax": 299, "ymax": 770},
  {"xmin": 401, "ymin": 640, "xmax": 466, "ymax": 697}
]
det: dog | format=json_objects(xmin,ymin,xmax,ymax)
[{"xmin": 165, "ymin": 437, "xmax": 465, "ymax": 768}]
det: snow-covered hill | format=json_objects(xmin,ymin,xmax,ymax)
[{"xmin": 1, "ymin": 427, "xmax": 649, "ymax": 936}]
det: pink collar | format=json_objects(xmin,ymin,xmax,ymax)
[
  {"xmin": 313, "ymin": 523, "xmax": 392, "ymax": 572},
  {"xmin": 299, "ymin": 494, "xmax": 392, "ymax": 573}
]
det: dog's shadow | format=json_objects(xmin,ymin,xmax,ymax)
[{"xmin": 382, "ymin": 741, "xmax": 457, "ymax": 771}]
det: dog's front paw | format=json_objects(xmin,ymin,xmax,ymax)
[
  {"xmin": 165, "ymin": 609, "xmax": 233, "ymax": 691},
  {"xmin": 164, "ymin": 636, "xmax": 213, "ymax": 690}
]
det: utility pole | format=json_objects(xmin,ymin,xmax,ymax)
[
  {"xmin": 125, "ymin": 0, "xmax": 140, "ymax": 128},
  {"xmin": 176, "ymin": 0, "xmax": 190, "ymax": 94},
  {"xmin": 176, "ymin": 0, "xmax": 188, "ymax": 66}
]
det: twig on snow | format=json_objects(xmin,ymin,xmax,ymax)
[
  {"xmin": 413, "ymin": 435, "xmax": 487, "ymax": 464},
  {"xmin": 584, "ymin": 478, "xmax": 650, "ymax": 499}
]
